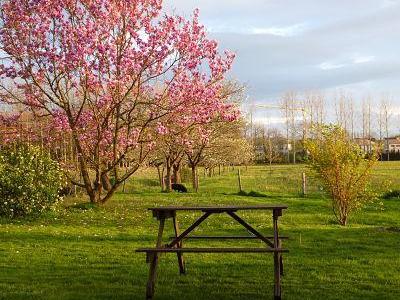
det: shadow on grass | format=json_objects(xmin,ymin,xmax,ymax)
[
  {"xmin": 220, "ymin": 190, "xmax": 271, "ymax": 198},
  {"xmin": 386, "ymin": 226, "xmax": 400, "ymax": 233}
]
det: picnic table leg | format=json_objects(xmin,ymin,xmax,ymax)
[
  {"xmin": 273, "ymin": 209, "xmax": 282, "ymax": 300},
  {"xmin": 146, "ymin": 217, "xmax": 165, "ymax": 300},
  {"xmin": 280, "ymin": 239, "xmax": 284, "ymax": 277},
  {"xmin": 173, "ymin": 215, "xmax": 186, "ymax": 274}
]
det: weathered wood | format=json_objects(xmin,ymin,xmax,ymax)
[
  {"xmin": 237, "ymin": 169, "xmax": 242, "ymax": 192},
  {"xmin": 169, "ymin": 235, "xmax": 289, "ymax": 240},
  {"xmin": 273, "ymin": 208, "xmax": 283, "ymax": 218},
  {"xmin": 146, "ymin": 217, "xmax": 165, "ymax": 300},
  {"xmin": 172, "ymin": 216, "xmax": 185, "ymax": 274},
  {"xmin": 137, "ymin": 247, "xmax": 289, "ymax": 254},
  {"xmin": 138, "ymin": 205, "xmax": 289, "ymax": 300},
  {"xmin": 167, "ymin": 212, "xmax": 212, "ymax": 248},
  {"xmin": 226, "ymin": 211, "xmax": 275, "ymax": 248},
  {"xmin": 273, "ymin": 210, "xmax": 282, "ymax": 300},
  {"xmin": 149, "ymin": 205, "xmax": 288, "ymax": 212},
  {"xmin": 302, "ymin": 172, "xmax": 307, "ymax": 196},
  {"xmin": 280, "ymin": 238, "xmax": 284, "ymax": 277},
  {"xmin": 152, "ymin": 210, "xmax": 176, "ymax": 220}
]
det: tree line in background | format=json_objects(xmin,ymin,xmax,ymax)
[{"xmin": 250, "ymin": 91, "xmax": 397, "ymax": 164}]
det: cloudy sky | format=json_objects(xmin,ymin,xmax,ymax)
[{"xmin": 163, "ymin": 0, "xmax": 400, "ymax": 113}]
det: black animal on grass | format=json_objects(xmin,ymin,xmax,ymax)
[
  {"xmin": 59, "ymin": 186, "xmax": 73, "ymax": 197},
  {"xmin": 172, "ymin": 183, "xmax": 188, "ymax": 193}
]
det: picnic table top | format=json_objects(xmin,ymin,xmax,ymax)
[{"xmin": 148, "ymin": 205, "xmax": 288, "ymax": 212}]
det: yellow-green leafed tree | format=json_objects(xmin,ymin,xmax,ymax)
[{"xmin": 305, "ymin": 125, "xmax": 379, "ymax": 226}]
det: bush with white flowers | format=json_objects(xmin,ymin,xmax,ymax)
[{"xmin": 0, "ymin": 145, "xmax": 65, "ymax": 218}]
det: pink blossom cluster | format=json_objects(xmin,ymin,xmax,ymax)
[{"xmin": 0, "ymin": 0, "xmax": 239, "ymax": 164}]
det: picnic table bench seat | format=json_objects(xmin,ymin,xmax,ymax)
[
  {"xmin": 168, "ymin": 235, "xmax": 289, "ymax": 240},
  {"xmin": 136, "ymin": 247, "xmax": 289, "ymax": 254}
]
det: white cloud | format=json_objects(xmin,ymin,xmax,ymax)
[
  {"xmin": 207, "ymin": 23, "xmax": 307, "ymax": 37},
  {"xmin": 253, "ymin": 116, "xmax": 303, "ymax": 125},
  {"xmin": 250, "ymin": 24, "xmax": 307, "ymax": 37},
  {"xmin": 352, "ymin": 55, "xmax": 375, "ymax": 64},
  {"xmin": 318, "ymin": 54, "xmax": 375, "ymax": 70},
  {"xmin": 318, "ymin": 62, "xmax": 347, "ymax": 70}
]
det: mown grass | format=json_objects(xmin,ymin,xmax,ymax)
[{"xmin": 1, "ymin": 163, "xmax": 400, "ymax": 299}]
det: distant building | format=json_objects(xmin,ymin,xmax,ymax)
[
  {"xmin": 279, "ymin": 143, "xmax": 292, "ymax": 154},
  {"xmin": 354, "ymin": 138, "xmax": 376, "ymax": 153},
  {"xmin": 384, "ymin": 137, "xmax": 400, "ymax": 153}
]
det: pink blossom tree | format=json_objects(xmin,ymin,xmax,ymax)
[
  {"xmin": 0, "ymin": 0, "xmax": 235, "ymax": 203},
  {"xmin": 154, "ymin": 81, "xmax": 240, "ymax": 192}
]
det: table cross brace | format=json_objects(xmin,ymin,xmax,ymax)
[
  {"xmin": 168, "ymin": 212, "xmax": 212, "ymax": 248},
  {"xmin": 226, "ymin": 211, "xmax": 275, "ymax": 248}
]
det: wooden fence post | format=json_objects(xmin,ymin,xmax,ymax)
[
  {"xmin": 237, "ymin": 169, "xmax": 243, "ymax": 192},
  {"xmin": 302, "ymin": 172, "xmax": 307, "ymax": 196}
]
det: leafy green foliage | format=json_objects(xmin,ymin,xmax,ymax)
[
  {"xmin": 305, "ymin": 125, "xmax": 379, "ymax": 225},
  {"xmin": 0, "ymin": 145, "xmax": 65, "ymax": 218}
]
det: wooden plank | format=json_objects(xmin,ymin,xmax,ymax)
[
  {"xmin": 302, "ymin": 172, "xmax": 307, "ymax": 196},
  {"xmin": 169, "ymin": 235, "xmax": 289, "ymax": 240},
  {"xmin": 172, "ymin": 216, "xmax": 185, "ymax": 274},
  {"xmin": 167, "ymin": 212, "xmax": 212, "ymax": 248},
  {"xmin": 273, "ymin": 209, "xmax": 282, "ymax": 300},
  {"xmin": 146, "ymin": 218, "xmax": 165, "ymax": 300},
  {"xmin": 137, "ymin": 247, "xmax": 289, "ymax": 253},
  {"xmin": 226, "ymin": 211, "xmax": 275, "ymax": 248},
  {"xmin": 152, "ymin": 210, "xmax": 175, "ymax": 220},
  {"xmin": 148, "ymin": 205, "xmax": 288, "ymax": 212},
  {"xmin": 237, "ymin": 169, "xmax": 243, "ymax": 192}
]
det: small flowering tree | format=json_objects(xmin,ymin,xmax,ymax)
[
  {"xmin": 155, "ymin": 82, "xmax": 240, "ymax": 192},
  {"xmin": 305, "ymin": 126, "xmax": 379, "ymax": 225},
  {"xmin": 185, "ymin": 119, "xmax": 247, "ymax": 191},
  {"xmin": 0, "ymin": 0, "xmax": 235, "ymax": 203}
]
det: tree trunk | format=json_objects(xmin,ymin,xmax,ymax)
[
  {"xmin": 191, "ymin": 165, "xmax": 199, "ymax": 192},
  {"xmin": 101, "ymin": 173, "xmax": 112, "ymax": 191},
  {"xmin": 173, "ymin": 163, "xmax": 182, "ymax": 184},
  {"xmin": 161, "ymin": 166, "xmax": 165, "ymax": 191},
  {"xmin": 88, "ymin": 183, "xmax": 102, "ymax": 204},
  {"xmin": 165, "ymin": 160, "xmax": 172, "ymax": 192},
  {"xmin": 156, "ymin": 165, "xmax": 163, "ymax": 190}
]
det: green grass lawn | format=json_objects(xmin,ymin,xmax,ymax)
[{"xmin": 1, "ymin": 163, "xmax": 400, "ymax": 299}]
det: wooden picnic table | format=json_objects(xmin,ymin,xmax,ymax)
[{"xmin": 136, "ymin": 204, "xmax": 288, "ymax": 300}]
